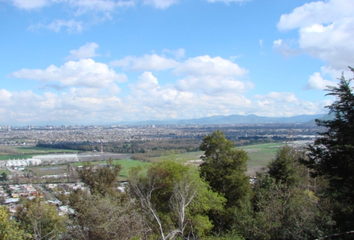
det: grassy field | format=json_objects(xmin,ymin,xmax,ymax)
[
  {"xmin": 241, "ymin": 143, "xmax": 284, "ymax": 167},
  {"xmin": 28, "ymin": 159, "xmax": 150, "ymax": 180},
  {"xmin": 0, "ymin": 154, "xmax": 35, "ymax": 160}
]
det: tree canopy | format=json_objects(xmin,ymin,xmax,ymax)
[{"xmin": 303, "ymin": 67, "xmax": 354, "ymax": 231}]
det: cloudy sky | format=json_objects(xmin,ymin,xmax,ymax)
[{"xmin": 1, "ymin": 0, "xmax": 353, "ymax": 125}]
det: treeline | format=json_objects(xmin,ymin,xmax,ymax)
[{"xmin": 37, "ymin": 138, "xmax": 200, "ymax": 154}]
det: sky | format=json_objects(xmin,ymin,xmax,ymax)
[{"xmin": 0, "ymin": 0, "xmax": 353, "ymax": 126}]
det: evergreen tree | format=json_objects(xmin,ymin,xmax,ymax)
[
  {"xmin": 303, "ymin": 67, "xmax": 354, "ymax": 231},
  {"xmin": 199, "ymin": 130, "xmax": 251, "ymax": 232},
  {"xmin": 268, "ymin": 145, "xmax": 304, "ymax": 187}
]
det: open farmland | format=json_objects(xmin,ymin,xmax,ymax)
[
  {"xmin": 241, "ymin": 143, "xmax": 284, "ymax": 174},
  {"xmin": 28, "ymin": 159, "xmax": 149, "ymax": 181}
]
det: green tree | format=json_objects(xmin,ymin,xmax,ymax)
[
  {"xmin": 0, "ymin": 172, "xmax": 7, "ymax": 182},
  {"xmin": 16, "ymin": 198, "xmax": 68, "ymax": 240},
  {"xmin": 69, "ymin": 160, "xmax": 142, "ymax": 239},
  {"xmin": 129, "ymin": 160, "xmax": 225, "ymax": 239},
  {"xmin": 77, "ymin": 159, "xmax": 121, "ymax": 196},
  {"xmin": 268, "ymin": 145, "xmax": 305, "ymax": 187},
  {"xmin": 199, "ymin": 130, "xmax": 251, "ymax": 233},
  {"xmin": 235, "ymin": 173, "xmax": 334, "ymax": 240},
  {"xmin": 303, "ymin": 67, "xmax": 354, "ymax": 231},
  {"xmin": 0, "ymin": 206, "xmax": 29, "ymax": 240},
  {"xmin": 69, "ymin": 190, "xmax": 142, "ymax": 240},
  {"xmin": 199, "ymin": 130, "xmax": 251, "ymax": 208}
]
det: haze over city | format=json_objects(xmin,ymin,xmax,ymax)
[{"xmin": 1, "ymin": 0, "xmax": 353, "ymax": 126}]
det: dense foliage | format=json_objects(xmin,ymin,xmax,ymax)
[{"xmin": 302, "ymin": 67, "xmax": 354, "ymax": 233}]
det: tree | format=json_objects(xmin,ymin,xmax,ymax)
[
  {"xmin": 16, "ymin": 198, "xmax": 68, "ymax": 240},
  {"xmin": 77, "ymin": 159, "xmax": 121, "ymax": 196},
  {"xmin": 268, "ymin": 145, "xmax": 305, "ymax": 187},
  {"xmin": 200, "ymin": 130, "xmax": 251, "ymax": 207},
  {"xmin": 0, "ymin": 206, "xmax": 29, "ymax": 240},
  {"xmin": 199, "ymin": 130, "xmax": 252, "ymax": 233},
  {"xmin": 129, "ymin": 160, "xmax": 225, "ymax": 239},
  {"xmin": 69, "ymin": 160, "xmax": 142, "ymax": 239},
  {"xmin": 303, "ymin": 67, "xmax": 354, "ymax": 231},
  {"xmin": 69, "ymin": 190, "xmax": 142, "ymax": 240},
  {"xmin": 0, "ymin": 172, "xmax": 7, "ymax": 182},
  {"xmin": 234, "ymin": 173, "xmax": 334, "ymax": 240}
]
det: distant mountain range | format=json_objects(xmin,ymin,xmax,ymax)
[{"xmin": 116, "ymin": 114, "xmax": 329, "ymax": 125}]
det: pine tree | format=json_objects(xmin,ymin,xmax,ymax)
[{"xmin": 303, "ymin": 67, "xmax": 354, "ymax": 231}]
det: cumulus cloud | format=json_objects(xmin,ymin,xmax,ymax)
[
  {"xmin": 254, "ymin": 92, "xmax": 298, "ymax": 103},
  {"xmin": 253, "ymin": 92, "xmax": 327, "ymax": 117},
  {"xmin": 176, "ymin": 76, "xmax": 253, "ymax": 95},
  {"xmin": 66, "ymin": 42, "xmax": 100, "ymax": 60},
  {"xmin": 305, "ymin": 72, "xmax": 336, "ymax": 90},
  {"xmin": 110, "ymin": 54, "xmax": 178, "ymax": 71},
  {"xmin": 132, "ymin": 72, "xmax": 159, "ymax": 90},
  {"xmin": 9, "ymin": 58, "xmax": 127, "ymax": 88},
  {"xmin": 277, "ymin": 0, "xmax": 354, "ymax": 70},
  {"xmin": 173, "ymin": 55, "xmax": 248, "ymax": 77},
  {"xmin": 29, "ymin": 19, "xmax": 84, "ymax": 33}
]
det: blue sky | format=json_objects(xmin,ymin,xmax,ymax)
[{"xmin": 1, "ymin": 0, "xmax": 353, "ymax": 125}]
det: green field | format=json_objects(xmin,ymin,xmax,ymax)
[
  {"xmin": 241, "ymin": 143, "xmax": 283, "ymax": 167},
  {"xmin": 0, "ymin": 154, "xmax": 35, "ymax": 160},
  {"xmin": 28, "ymin": 159, "xmax": 150, "ymax": 181}
]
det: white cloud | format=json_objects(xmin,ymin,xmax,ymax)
[
  {"xmin": 9, "ymin": 58, "xmax": 127, "ymax": 88},
  {"xmin": 176, "ymin": 76, "xmax": 253, "ymax": 95},
  {"xmin": 29, "ymin": 19, "xmax": 84, "ymax": 33},
  {"xmin": 305, "ymin": 72, "xmax": 336, "ymax": 90},
  {"xmin": 132, "ymin": 72, "xmax": 159, "ymax": 90},
  {"xmin": 277, "ymin": 0, "xmax": 354, "ymax": 31},
  {"xmin": 110, "ymin": 54, "xmax": 178, "ymax": 71},
  {"xmin": 253, "ymin": 92, "xmax": 327, "ymax": 117},
  {"xmin": 254, "ymin": 92, "xmax": 298, "ymax": 103},
  {"xmin": 277, "ymin": 0, "xmax": 354, "ymax": 70},
  {"xmin": 66, "ymin": 42, "xmax": 100, "ymax": 60},
  {"xmin": 173, "ymin": 55, "xmax": 248, "ymax": 77},
  {"xmin": 8, "ymin": 0, "xmax": 49, "ymax": 9},
  {"xmin": 142, "ymin": 0, "xmax": 179, "ymax": 9}
]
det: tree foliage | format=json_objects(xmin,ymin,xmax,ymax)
[
  {"xmin": 268, "ymin": 145, "xmax": 305, "ymax": 187},
  {"xmin": 69, "ymin": 190, "xmax": 142, "ymax": 240},
  {"xmin": 77, "ymin": 159, "xmax": 121, "ymax": 196},
  {"xmin": 303, "ymin": 67, "xmax": 354, "ymax": 231},
  {"xmin": 199, "ymin": 130, "xmax": 251, "ymax": 208},
  {"xmin": 129, "ymin": 160, "xmax": 225, "ymax": 239},
  {"xmin": 0, "ymin": 206, "xmax": 28, "ymax": 240},
  {"xmin": 15, "ymin": 198, "xmax": 68, "ymax": 240},
  {"xmin": 199, "ymin": 130, "xmax": 252, "ymax": 233},
  {"xmin": 69, "ymin": 160, "xmax": 142, "ymax": 239}
]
